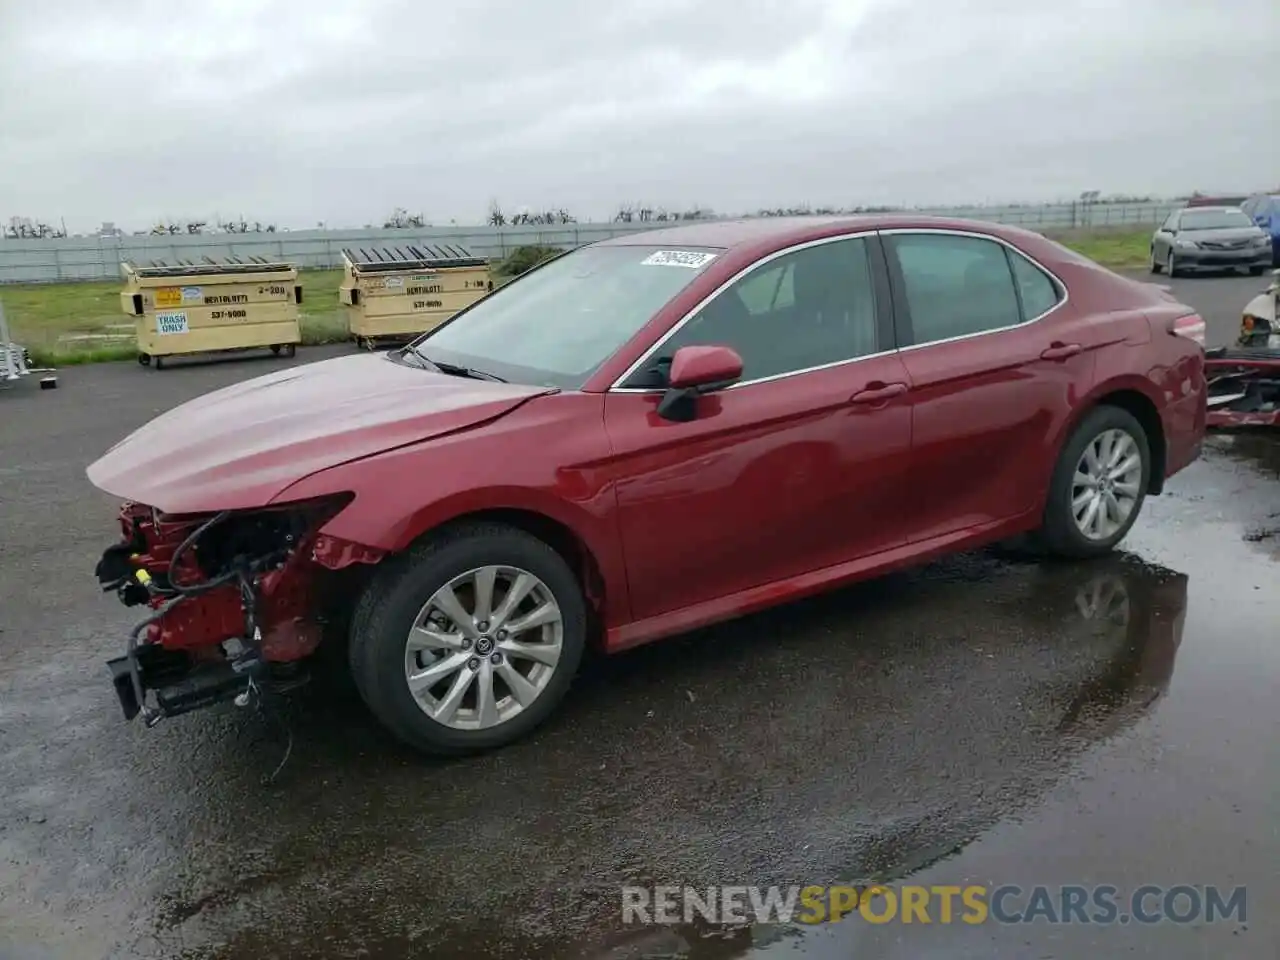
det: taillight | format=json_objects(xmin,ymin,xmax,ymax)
[{"xmin": 1170, "ymin": 313, "xmax": 1205, "ymax": 346}]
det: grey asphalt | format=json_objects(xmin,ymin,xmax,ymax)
[{"xmin": 0, "ymin": 271, "xmax": 1276, "ymax": 960}]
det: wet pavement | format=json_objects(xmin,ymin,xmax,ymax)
[{"xmin": 1, "ymin": 273, "xmax": 1277, "ymax": 960}]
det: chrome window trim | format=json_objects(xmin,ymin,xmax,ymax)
[
  {"xmin": 606, "ymin": 226, "xmax": 1071, "ymax": 393},
  {"xmin": 608, "ymin": 230, "xmax": 884, "ymax": 392},
  {"xmin": 877, "ymin": 228, "xmax": 1070, "ymax": 355}
]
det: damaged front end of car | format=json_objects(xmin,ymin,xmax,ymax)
[
  {"xmin": 95, "ymin": 493, "xmax": 384, "ymax": 726},
  {"xmin": 1204, "ymin": 270, "xmax": 1280, "ymax": 428}
]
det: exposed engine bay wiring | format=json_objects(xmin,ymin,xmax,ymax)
[{"xmin": 114, "ymin": 506, "xmax": 309, "ymax": 781}]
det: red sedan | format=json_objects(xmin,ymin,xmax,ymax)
[{"xmin": 88, "ymin": 216, "xmax": 1207, "ymax": 755}]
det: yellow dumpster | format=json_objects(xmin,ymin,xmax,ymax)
[
  {"xmin": 338, "ymin": 245, "xmax": 493, "ymax": 349},
  {"xmin": 120, "ymin": 258, "xmax": 303, "ymax": 369}
]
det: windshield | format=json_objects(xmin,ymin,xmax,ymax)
[
  {"xmin": 1179, "ymin": 209, "xmax": 1253, "ymax": 230},
  {"xmin": 410, "ymin": 243, "xmax": 722, "ymax": 389}
]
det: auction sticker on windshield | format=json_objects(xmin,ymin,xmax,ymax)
[
  {"xmin": 642, "ymin": 250, "xmax": 718, "ymax": 268},
  {"xmin": 155, "ymin": 311, "xmax": 189, "ymax": 336}
]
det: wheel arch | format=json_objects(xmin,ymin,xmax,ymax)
[
  {"xmin": 1059, "ymin": 381, "xmax": 1167, "ymax": 495},
  {"xmin": 401, "ymin": 506, "xmax": 614, "ymax": 646}
]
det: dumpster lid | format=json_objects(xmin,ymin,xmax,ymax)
[
  {"xmin": 123, "ymin": 256, "xmax": 296, "ymax": 278},
  {"xmin": 342, "ymin": 244, "xmax": 488, "ymax": 272}
]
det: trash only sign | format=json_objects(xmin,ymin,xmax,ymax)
[{"xmin": 155, "ymin": 312, "xmax": 189, "ymax": 335}]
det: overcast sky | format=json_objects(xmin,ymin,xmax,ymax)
[{"xmin": 1, "ymin": 0, "xmax": 1276, "ymax": 232}]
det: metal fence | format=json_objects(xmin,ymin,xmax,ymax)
[{"xmin": 0, "ymin": 200, "xmax": 1180, "ymax": 284}]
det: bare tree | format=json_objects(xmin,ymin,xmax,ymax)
[
  {"xmin": 4, "ymin": 216, "xmax": 67, "ymax": 239},
  {"xmin": 383, "ymin": 207, "xmax": 427, "ymax": 229},
  {"xmin": 497, "ymin": 205, "xmax": 577, "ymax": 226}
]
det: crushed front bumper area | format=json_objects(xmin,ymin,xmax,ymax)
[
  {"xmin": 107, "ymin": 644, "xmax": 257, "ymax": 723},
  {"xmin": 1205, "ymin": 347, "xmax": 1280, "ymax": 428},
  {"xmin": 94, "ymin": 500, "xmax": 347, "ymax": 727}
]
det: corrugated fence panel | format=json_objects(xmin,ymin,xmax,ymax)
[{"xmin": 0, "ymin": 202, "xmax": 1183, "ymax": 284}]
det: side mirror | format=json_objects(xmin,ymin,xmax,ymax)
[
  {"xmin": 668, "ymin": 344, "xmax": 743, "ymax": 390},
  {"xmin": 656, "ymin": 344, "xmax": 744, "ymax": 422}
]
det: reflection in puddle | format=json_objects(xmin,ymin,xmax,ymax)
[
  {"xmin": 167, "ymin": 553, "xmax": 1188, "ymax": 960},
  {"xmin": 1208, "ymin": 430, "xmax": 1280, "ymax": 477}
]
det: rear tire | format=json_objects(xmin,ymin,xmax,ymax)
[
  {"xmin": 1249, "ymin": 266, "xmax": 1265, "ymax": 276},
  {"xmin": 348, "ymin": 522, "xmax": 587, "ymax": 756},
  {"xmin": 1038, "ymin": 405, "xmax": 1151, "ymax": 559}
]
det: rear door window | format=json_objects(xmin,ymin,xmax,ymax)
[{"xmin": 886, "ymin": 233, "xmax": 1024, "ymax": 345}]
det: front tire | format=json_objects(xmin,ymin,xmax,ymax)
[
  {"xmin": 348, "ymin": 523, "xmax": 587, "ymax": 756},
  {"xmin": 1039, "ymin": 405, "xmax": 1151, "ymax": 559},
  {"xmin": 1149, "ymin": 247, "xmax": 1162, "ymax": 274},
  {"xmin": 1166, "ymin": 250, "xmax": 1180, "ymax": 277}
]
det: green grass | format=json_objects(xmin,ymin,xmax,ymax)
[
  {"xmin": 1047, "ymin": 228, "xmax": 1151, "ymax": 270},
  {"xmin": 2, "ymin": 233, "xmax": 1156, "ymax": 366}
]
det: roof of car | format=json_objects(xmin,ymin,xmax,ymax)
[{"xmin": 593, "ymin": 214, "xmax": 1040, "ymax": 251}]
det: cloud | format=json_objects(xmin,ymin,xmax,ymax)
[{"xmin": 0, "ymin": 0, "xmax": 1275, "ymax": 232}]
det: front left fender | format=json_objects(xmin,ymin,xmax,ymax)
[{"xmin": 270, "ymin": 392, "xmax": 631, "ymax": 623}]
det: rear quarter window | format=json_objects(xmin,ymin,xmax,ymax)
[
  {"xmin": 888, "ymin": 233, "xmax": 1023, "ymax": 343},
  {"xmin": 1008, "ymin": 251, "xmax": 1063, "ymax": 319}
]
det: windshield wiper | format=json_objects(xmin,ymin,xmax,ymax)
[
  {"xmin": 413, "ymin": 350, "xmax": 508, "ymax": 383},
  {"xmin": 397, "ymin": 346, "xmax": 435, "ymax": 370}
]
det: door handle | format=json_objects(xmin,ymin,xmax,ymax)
[
  {"xmin": 849, "ymin": 382, "xmax": 908, "ymax": 404},
  {"xmin": 1041, "ymin": 342, "xmax": 1083, "ymax": 361}
]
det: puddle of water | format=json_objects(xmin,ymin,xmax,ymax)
[{"xmin": 6, "ymin": 436, "xmax": 1278, "ymax": 960}]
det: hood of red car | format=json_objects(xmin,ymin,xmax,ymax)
[{"xmin": 86, "ymin": 352, "xmax": 555, "ymax": 514}]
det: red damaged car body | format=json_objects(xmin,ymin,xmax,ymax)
[{"xmin": 88, "ymin": 216, "xmax": 1207, "ymax": 755}]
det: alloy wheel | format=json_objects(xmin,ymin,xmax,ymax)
[
  {"xmin": 403, "ymin": 565, "xmax": 564, "ymax": 730},
  {"xmin": 1071, "ymin": 429, "xmax": 1143, "ymax": 541}
]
